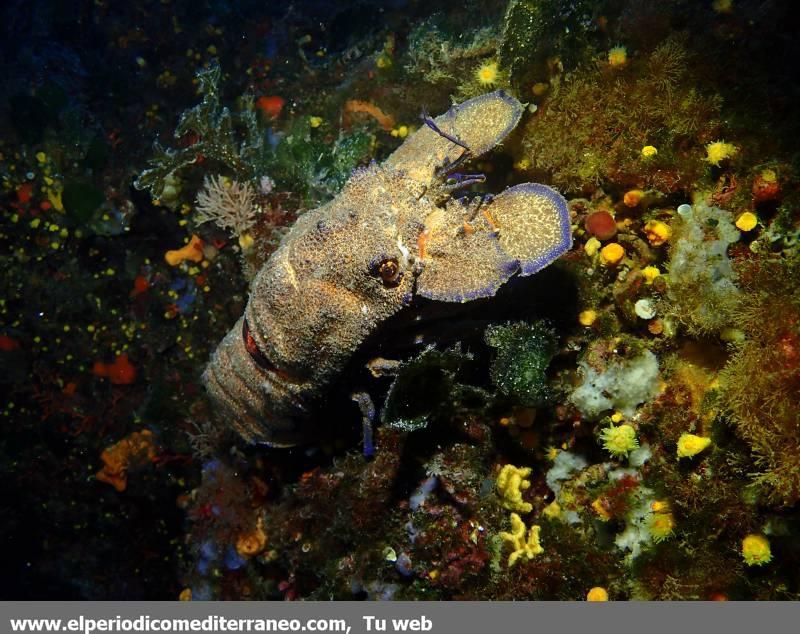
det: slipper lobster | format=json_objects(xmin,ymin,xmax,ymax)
[{"xmin": 203, "ymin": 91, "xmax": 572, "ymax": 446}]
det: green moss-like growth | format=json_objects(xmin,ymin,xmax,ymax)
[
  {"xmin": 381, "ymin": 346, "xmax": 484, "ymax": 432},
  {"xmin": 262, "ymin": 118, "xmax": 374, "ymax": 204},
  {"xmin": 719, "ymin": 257, "xmax": 800, "ymax": 506},
  {"xmin": 499, "ymin": 0, "xmax": 598, "ymax": 89},
  {"xmin": 134, "ymin": 63, "xmax": 265, "ymax": 200},
  {"xmin": 404, "ymin": 14, "xmax": 500, "ymax": 88},
  {"xmin": 135, "ymin": 63, "xmax": 375, "ymax": 207},
  {"xmin": 485, "ymin": 321, "xmax": 558, "ymax": 407},
  {"xmin": 521, "ymin": 37, "xmax": 721, "ymax": 193}
]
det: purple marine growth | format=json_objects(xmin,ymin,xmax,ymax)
[{"xmin": 203, "ymin": 91, "xmax": 572, "ymax": 447}]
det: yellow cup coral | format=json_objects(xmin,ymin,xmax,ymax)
[
  {"xmin": 599, "ymin": 423, "xmax": 639, "ymax": 458},
  {"xmin": 607, "ymin": 46, "xmax": 627, "ymax": 67},
  {"xmin": 705, "ymin": 141, "xmax": 738, "ymax": 166},
  {"xmin": 741, "ymin": 534, "xmax": 772, "ymax": 566},
  {"xmin": 599, "ymin": 242, "xmax": 625, "ymax": 266},
  {"xmin": 735, "ymin": 211, "xmax": 758, "ymax": 232},
  {"xmin": 642, "ymin": 265, "xmax": 661, "ymax": 284},
  {"xmin": 587, "ymin": 587, "xmax": 609, "ymax": 601},
  {"xmin": 641, "ymin": 145, "xmax": 658, "ymax": 158},
  {"xmin": 648, "ymin": 511, "xmax": 675, "ymax": 542},
  {"xmin": 578, "ymin": 309, "xmax": 597, "ymax": 326},
  {"xmin": 475, "ymin": 60, "xmax": 500, "ymax": 86},
  {"xmin": 644, "ymin": 220, "xmax": 671, "ymax": 246},
  {"xmin": 677, "ymin": 433, "xmax": 712, "ymax": 459},
  {"xmin": 236, "ymin": 517, "xmax": 268, "ymax": 558}
]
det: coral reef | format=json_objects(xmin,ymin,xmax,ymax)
[{"xmin": 2, "ymin": 0, "xmax": 800, "ymax": 603}]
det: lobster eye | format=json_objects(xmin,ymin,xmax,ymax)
[
  {"xmin": 242, "ymin": 317, "xmax": 276, "ymax": 371},
  {"xmin": 373, "ymin": 257, "xmax": 402, "ymax": 287}
]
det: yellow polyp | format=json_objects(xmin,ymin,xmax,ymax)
[
  {"xmin": 676, "ymin": 433, "xmax": 712, "ymax": 459},
  {"xmin": 499, "ymin": 513, "xmax": 543, "ymax": 567},
  {"xmin": 641, "ymin": 145, "xmax": 658, "ymax": 158},
  {"xmin": 735, "ymin": 211, "xmax": 758, "ymax": 232},
  {"xmin": 599, "ymin": 242, "xmax": 625, "ymax": 266},
  {"xmin": 651, "ymin": 500, "xmax": 670, "ymax": 514},
  {"xmin": 587, "ymin": 587, "xmax": 609, "ymax": 601},
  {"xmin": 705, "ymin": 141, "xmax": 738, "ymax": 166},
  {"xmin": 591, "ymin": 497, "xmax": 611, "ymax": 521},
  {"xmin": 741, "ymin": 534, "xmax": 771, "ymax": 566},
  {"xmin": 578, "ymin": 309, "xmax": 597, "ymax": 326},
  {"xmin": 584, "ymin": 236, "xmax": 601, "ymax": 257},
  {"xmin": 642, "ymin": 265, "xmax": 661, "ymax": 284},
  {"xmin": 238, "ymin": 232, "xmax": 255, "ymax": 251},
  {"xmin": 236, "ymin": 517, "xmax": 268, "ymax": 558},
  {"xmin": 648, "ymin": 511, "xmax": 675, "ymax": 542},
  {"xmin": 496, "ymin": 464, "xmax": 533, "ymax": 513},
  {"xmin": 475, "ymin": 60, "xmax": 500, "ymax": 86},
  {"xmin": 644, "ymin": 220, "xmax": 671, "ymax": 245},
  {"xmin": 600, "ymin": 423, "xmax": 639, "ymax": 457}
]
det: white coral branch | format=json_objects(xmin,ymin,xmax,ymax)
[{"xmin": 195, "ymin": 175, "xmax": 260, "ymax": 238}]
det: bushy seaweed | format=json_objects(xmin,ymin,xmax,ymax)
[
  {"xmin": 520, "ymin": 37, "xmax": 721, "ymax": 193},
  {"xmin": 485, "ymin": 321, "xmax": 558, "ymax": 407}
]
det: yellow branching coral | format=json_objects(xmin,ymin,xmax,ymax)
[
  {"xmin": 499, "ymin": 513, "xmax": 543, "ymax": 567},
  {"xmin": 496, "ymin": 464, "xmax": 533, "ymax": 513}
]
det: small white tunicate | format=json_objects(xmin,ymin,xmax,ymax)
[
  {"xmin": 633, "ymin": 298, "xmax": 656, "ymax": 319},
  {"xmin": 677, "ymin": 203, "xmax": 693, "ymax": 216},
  {"xmin": 634, "ymin": 298, "xmax": 657, "ymax": 320}
]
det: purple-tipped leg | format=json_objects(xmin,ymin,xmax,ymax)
[{"xmin": 351, "ymin": 391, "xmax": 376, "ymax": 459}]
